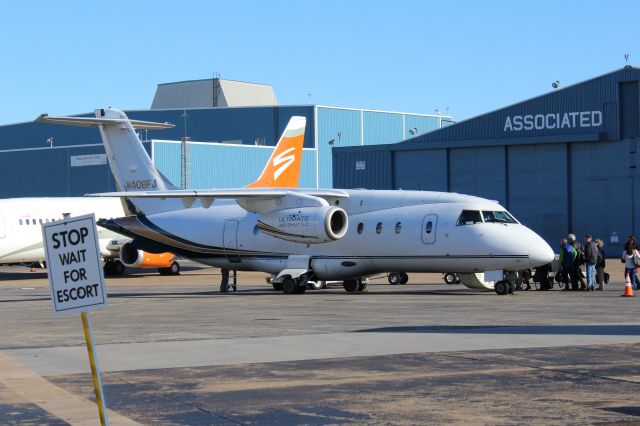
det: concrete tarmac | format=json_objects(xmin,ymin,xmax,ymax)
[{"xmin": 1, "ymin": 264, "xmax": 640, "ymax": 424}]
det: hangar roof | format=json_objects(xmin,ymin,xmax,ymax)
[{"xmin": 337, "ymin": 66, "xmax": 640, "ymax": 152}]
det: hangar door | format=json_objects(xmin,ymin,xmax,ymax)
[
  {"xmin": 507, "ymin": 144, "xmax": 568, "ymax": 245},
  {"xmin": 393, "ymin": 149, "xmax": 447, "ymax": 191},
  {"xmin": 449, "ymin": 146, "xmax": 507, "ymax": 205}
]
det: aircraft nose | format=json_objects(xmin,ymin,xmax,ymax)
[{"xmin": 528, "ymin": 233, "xmax": 555, "ymax": 267}]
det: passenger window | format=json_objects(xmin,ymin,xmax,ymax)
[
  {"xmin": 395, "ymin": 222, "xmax": 402, "ymax": 234},
  {"xmin": 19, "ymin": 219, "xmax": 22, "ymax": 225},
  {"xmin": 39, "ymin": 219, "xmax": 43, "ymax": 224},
  {"xmin": 456, "ymin": 210, "xmax": 483, "ymax": 226},
  {"xmin": 376, "ymin": 222, "xmax": 383, "ymax": 234},
  {"xmin": 26, "ymin": 219, "xmax": 30, "ymax": 225},
  {"xmin": 426, "ymin": 221, "xmax": 433, "ymax": 234},
  {"xmin": 357, "ymin": 223, "xmax": 364, "ymax": 234}
]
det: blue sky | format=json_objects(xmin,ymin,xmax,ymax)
[{"xmin": 0, "ymin": 1, "xmax": 637, "ymax": 124}]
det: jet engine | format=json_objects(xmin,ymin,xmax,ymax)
[
  {"xmin": 119, "ymin": 241, "xmax": 177, "ymax": 269},
  {"xmin": 257, "ymin": 206, "xmax": 348, "ymax": 244}
]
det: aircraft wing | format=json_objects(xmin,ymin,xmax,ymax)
[
  {"xmin": 36, "ymin": 114, "xmax": 175, "ymax": 130},
  {"xmin": 87, "ymin": 189, "xmax": 350, "ymax": 213}
]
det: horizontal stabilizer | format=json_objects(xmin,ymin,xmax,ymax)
[{"xmin": 36, "ymin": 114, "xmax": 174, "ymax": 130}]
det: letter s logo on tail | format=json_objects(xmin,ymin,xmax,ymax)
[
  {"xmin": 246, "ymin": 116, "xmax": 306, "ymax": 189},
  {"xmin": 272, "ymin": 147, "xmax": 295, "ymax": 181}
]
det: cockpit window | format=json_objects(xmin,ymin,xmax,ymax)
[
  {"xmin": 456, "ymin": 210, "xmax": 483, "ymax": 226},
  {"xmin": 482, "ymin": 210, "xmax": 518, "ymax": 224}
]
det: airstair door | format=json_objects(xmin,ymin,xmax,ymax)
[
  {"xmin": 421, "ymin": 214, "xmax": 437, "ymax": 244},
  {"xmin": 223, "ymin": 220, "xmax": 241, "ymax": 263}
]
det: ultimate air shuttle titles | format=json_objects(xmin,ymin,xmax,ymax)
[{"xmin": 37, "ymin": 108, "xmax": 555, "ymax": 295}]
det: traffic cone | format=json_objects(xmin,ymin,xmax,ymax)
[{"xmin": 622, "ymin": 273, "xmax": 634, "ymax": 297}]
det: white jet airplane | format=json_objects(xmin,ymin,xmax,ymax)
[
  {"xmin": 0, "ymin": 196, "xmax": 181, "ymax": 275},
  {"xmin": 37, "ymin": 108, "xmax": 554, "ymax": 295}
]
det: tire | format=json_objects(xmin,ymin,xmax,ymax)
[
  {"xmin": 399, "ymin": 273, "xmax": 409, "ymax": 285},
  {"xmin": 282, "ymin": 277, "xmax": 298, "ymax": 294},
  {"xmin": 272, "ymin": 282, "xmax": 283, "ymax": 291},
  {"xmin": 388, "ymin": 272, "xmax": 401, "ymax": 285},
  {"xmin": 495, "ymin": 280, "xmax": 508, "ymax": 296},
  {"xmin": 103, "ymin": 262, "xmax": 113, "ymax": 276},
  {"xmin": 343, "ymin": 279, "xmax": 359, "ymax": 293},
  {"xmin": 357, "ymin": 279, "xmax": 368, "ymax": 292},
  {"xmin": 113, "ymin": 261, "xmax": 125, "ymax": 276},
  {"xmin": 507, "ymin": 282, "xmax": 515, "ymax": 294},
  {"xmin": 169, "ymin": 261, "xmax": 180, "ymax": 275},
  {"xmin": 308, "ymin": 281, "xmax": 324, "ymax": 290},
  {"xmin": 444, "ymin": 273, "xmax": 458, "ymax": 285}
]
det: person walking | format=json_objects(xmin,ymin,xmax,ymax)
[
  {"xmin": 584, "ymin": 234, "xmax": 598, "ymax": 292},
  {"xmin": 595, "ymin": 239, "xmax": 606, "ymax": 291},
  {"xmin": 622, "ymin": 242, "xmax": 640, "ymax": 290},
  {"xmin": 559, "ymin": 238, "xmax": 576, "ymax": 291}
]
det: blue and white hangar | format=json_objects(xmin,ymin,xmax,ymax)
[
  {"xmin": 0, "ymin": 78, "xmax": 449, "ymax": 197},
  {"xmin": 333, "ymin": 66, "xmax": 640, "ymax": 251}
]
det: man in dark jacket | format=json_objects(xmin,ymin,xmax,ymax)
[
  {"xmin": 560, "ymin": 238, "xmax": 576, "ymax": 291},
  {"xmin": 568, "ymin": 234, "xmax": 586, "ymax": 290},
  {"xmin": 584, "ymin": 234, "xmax": 598, "ymax": 292}
]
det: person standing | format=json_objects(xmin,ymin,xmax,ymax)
[
  {"xmin": 559, "ymin": 238, "xmax": 576, "ymax": 291},
  {"xmin": 621, "ymin": 242, "xmax": 640, "ymax": 290},
  {"xmin": 568, "ymin": 234, "xmax": 585, "ymax": 291},
  {"xmin": 583, "ymin": 235, "xmax": 598, "ymax": 292},
  {"xmin": 595, "ymin": 239, "xmax": 606, "ymax": 291}
]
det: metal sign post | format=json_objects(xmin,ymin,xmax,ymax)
[{"xmin": 42, "ymin": 213, "xmax": 109, "ymax": 425}]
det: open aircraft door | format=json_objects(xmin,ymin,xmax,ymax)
[
  {"xmin": 421, "ymin": 214, "xmax": 437, "ymax": 244},
  {"xmin": 223, "ymin": 220, "xmax": 241, "ymax": 263}
]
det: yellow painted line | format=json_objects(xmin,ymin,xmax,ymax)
[{"xmin": 0, "ymin": 352, "xmax": 140, "ymax": 425}]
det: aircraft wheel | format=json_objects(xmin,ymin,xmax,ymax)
[
  {"xmin": 112, "ymin": 261, "xmax": 125, "ymax": 276},
  {"xmin": 388, "ymin": 272, "xmax": 401, "ymax": 285},
  {"xmin": 494, "ymin": 281, "xmax": 509, "ymax": 296},
  {"xmin": 343, "ymin": 279, "xmax": 359, "ymax": 293},
  {"xmin": 399, "ymin": 273, "xmax": 409, "ymax": 285},
  {"xmin": 282, "ymin": 277, "xmax": 298, "ymax": 294},
  {"xmin": 309, "ymin": 281, "xmax": 324, "ymax": 290},
  {"xmin": 272, "ymin": 282, "xmax": 283, "ymax": 291},
  {"xmin": 443, "ymin": 273, "xmax": 458, "ymax": 285},
  {"xmin": 357, "ymin": 279, "xmax": 368, "ymax": 292},
  {"xmin": 169, "ymin": 261, "xmax": 180, "ymax": 275},
  {"xmin": 507, "ymin": 282, "xmax": 515, "ymax": 294}
]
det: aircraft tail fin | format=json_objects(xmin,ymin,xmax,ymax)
[{"xmin": 245, "ymin": 116, "xmax": 306, "ymax": 188}]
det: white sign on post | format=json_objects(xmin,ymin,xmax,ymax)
[{"xmin": 43, "ymin": 213, "xmax": 107, "ymax": 314}]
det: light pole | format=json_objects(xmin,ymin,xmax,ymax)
[{"xmin": 46, "ymin": 137, "xmax": 54, "ymax": 148}]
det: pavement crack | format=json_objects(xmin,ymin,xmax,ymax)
[{"xmin": 105, "ymin": 371, "xmax": 245, "ymax": 425}]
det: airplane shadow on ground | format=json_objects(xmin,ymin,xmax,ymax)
[{"xmin": 355, "ymin": 324, "xmax": 640, "ymax": 336}]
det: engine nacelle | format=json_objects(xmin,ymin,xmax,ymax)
[
  {"xmin": 257, "ymin": 206, "xmax": 348, "ymax": 244},
  {"xmin": 120, "ymin": 241, "xmax": 176, "ymax": 268}
]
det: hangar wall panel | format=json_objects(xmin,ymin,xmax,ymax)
[
  {"xmin": 393, "ymin": 149, "xmax": 447, "ymax": 191},
  {"xmin": 363, "ymin": 112, "xmax": 403, "ymax": 145},
  {"xmin": 507, "ymin": 144, "xmax": 568, "ymax": 245},
  {"xmin": 449, "ymin": 147, "xmax": 506, "ymax": 205},
  {"xmin": 332, "ymin": 150, "xmax": 392, "ymax": 189},
  {"xmin": 155, "ymin": 142, "xmax": 318, "ymax": 189},
  {"xmin": 317, "ymin": 107, "xmax": 361, "ymax": 188}
]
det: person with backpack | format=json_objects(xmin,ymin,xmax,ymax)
[
  {"xmin": 568, "ymin": 234, "xmax": 586, "ymax": 291},
  {"xmin": 559, "ymin": 238, "xmax": 577, "ymax": 291},
  {"xmin": 584, "ymin": 234, "xmax": 598, "ymax": 292},
  {"xmin": 595, "ymin": 239, "xmax": 607, "ymax": 291},
  {"xmin": 621, "ymin": 241, "xmax": 640, "ymax": 290}
]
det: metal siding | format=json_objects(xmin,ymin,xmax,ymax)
[
  {"xmin": 507, "ymin": 144, "xmax": 568, "ymax": 246},
  {"xmin": 409, "ymin": 67, "xmax": 640, "ymax": 144},
  {"xmin": 0, "ymin": 145, "xmax": 117, "ymax": 198},
  {"xmin": 153, "ymin": 141, "xmax": 182, "ymax": 187},
  {"xmin": 332, "ymin": 150, "xmax": 392, "ymax": 189},
  {"xmin": 393, "ymin": 149, "xmax": 447, "ymax": 191},
  {"xmin": 363, "ymin": 111, "xmax": 403, "ymax": 145},
  {"xmin": 404, "ymin": 115, "xmax": 440, "ymax": 139},
  {"xmin": 449, "ymin": 147, "xmax": 506, "ymax": 204},
  {"xmin": 570, "ymin": 140, "xmax": 636, "ymax": 252},
  {"xmin": 317, "ymin": 107, "xmax": 362, "ymax": 188},
  {"xmin": 176, "ymin": 143, "xmax": 317, "ymax": 189}
]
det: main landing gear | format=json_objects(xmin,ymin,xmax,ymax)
[
  {"xmin": 103, "ymin": 259, "xmax": 125, "ymax": 276},
  {"xmin": 494, "ymin": 280, "xmax": 515, "ymax": 295},
  {"xmin": 387, "ymin": 272, "xmax": 409, "ymax": 285},
  {"xmin": 343, "ymin": 278, "xmax": 368, "ymax": 293}
]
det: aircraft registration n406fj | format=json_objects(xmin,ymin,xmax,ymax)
[{"xmin": 36, "ymin": 108, "xmax": 554, "ymax": 295}]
